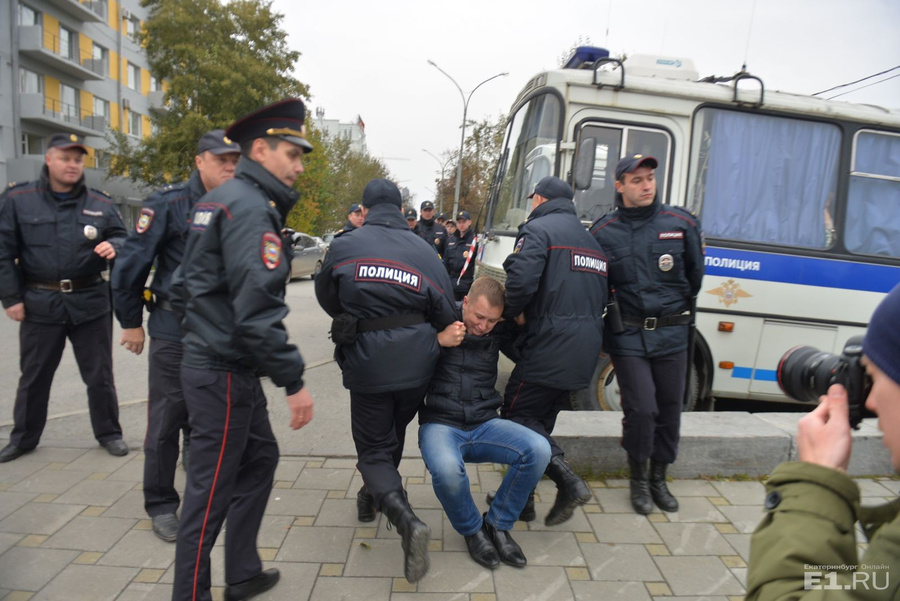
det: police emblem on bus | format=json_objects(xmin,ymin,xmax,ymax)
[
  {"xmin": 261, "ymin": 232, "xmax": 282, "ymax": 270},
  {"xmin": 83, "ymin": 225, "xmax": 98, "ymax": 240},
  {"xmin": 706, "ymin": 279, "xmax": 752, "ymax": 307},
  {"xmin": 658, "ymin": 253, "xmax": 674, "ymax": 272},
  {"xmin": 136, "ymin": 208, "xmax": 155, "ymax": 234}
]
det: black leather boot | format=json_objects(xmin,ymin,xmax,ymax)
[
  {"xmin": 649, "ymin": 460, "xmax": 679, "ymax": 512},
  {"xmin": 464, "ymin": 520, "xmax": 500, "ymax": 568},
  {"xmin": 629, "ymin": 458, "xmax": 654, "ymax": 515},
  {"xmin": 544, "ymin": 455, "xmax": 592, "ymax": 526},
  {"xmin": 483, "ymin": 517, "xmax": 526, "ymax": 567},
  {"xmin": 380, "ymin": 490, "xmax": 431, "ymax": 583},
  {"xmin": 357, "ymin": 485, "xmax": 376, "ymax": 522},
  {"xmin": 485, "ymin": 488, "xmax": 536, "ymax": 522}
]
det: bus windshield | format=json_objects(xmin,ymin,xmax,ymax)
[{"xmin": 490, "ymin": 93, "xmax": 561, "ymax": 231}]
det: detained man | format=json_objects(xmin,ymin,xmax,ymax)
[{"xmin": 419, "ymin": 277, "xmax": 551, "ymax": 568}]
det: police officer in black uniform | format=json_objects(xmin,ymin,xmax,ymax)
[
  {"xmin": 171, "ymin": 100, "xmax": 314, "ymax": 601},
  {"xmin": 315, "ymin": 178, "xmax": 458, "ymax": 583},
  {"xmin": 404, "ymin": 207, "xmax": 419, "ymax": 233},
  {"xmin": 110, "ymin": 130, "xmax": 240, "ymax": 542},
  {"xmin": 501, "ymin": 176, "xmax": 607, "ymax": 526},
  {"xmin": 417, "ymin": 200, "xmax": 447, "ymax": 256},
  {"xmin": 444, "ymin": 209, "xmax": 477, "ymax": 301},
  {"xmin": 0, "ymin": 133, "xmax": 128, "ymax": 463},
  {"xmin": 341, "ymin": 203, "xmax": 364, "ymax": 233},
  {"xmin": 590, "ymin": 154, "xmax": 704, "ymax": 515}
]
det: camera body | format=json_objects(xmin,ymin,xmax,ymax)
[{"xmin": 777, "ymin": 335, "xmax": 869, "ymax": 429}]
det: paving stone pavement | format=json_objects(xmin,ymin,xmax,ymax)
[{"xmin": 1, "ymin": 447, "xmax": 896, "ymax": 600}]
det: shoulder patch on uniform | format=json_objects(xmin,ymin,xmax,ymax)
[
  {"xmin": 136, "ymin": 208, "xmax": 155, "ymax": 234},
  {"xmin": 514, "ymin": 236, "xmax": 525, "ymax": 253},
  {"xmin": 261, "ymin": 232, "xmax": 282, "ymax": 270}
]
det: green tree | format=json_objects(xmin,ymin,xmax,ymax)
[
  {"xmin": 438, "ymin": 115, "xmax": 506, "ymax": 224},
  {"xmin": 107, "ymin": 0, "xmax": 308, "ymax": 186}
]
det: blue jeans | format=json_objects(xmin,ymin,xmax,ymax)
[{"xmin": 419, "ymin": 418, "xmax": 551, "ymax": 535}]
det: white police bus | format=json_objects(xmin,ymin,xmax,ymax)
[{"xmin": 476, "ymin": 47, "xmax": 900, "ymax": 410}]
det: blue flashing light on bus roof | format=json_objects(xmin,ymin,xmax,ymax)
[{"xmin": 563, "ymin": 46, "xmax": 610, "ymax": 70}]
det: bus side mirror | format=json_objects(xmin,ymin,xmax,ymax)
[{"xmin": 574, "ymin": 138, "xmax": 597, "ymax": 191}]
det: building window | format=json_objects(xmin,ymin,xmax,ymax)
[
  {"xmin": 59, "ymin": 25, "xmax": 74, "ymax": 60},
  {"xmin": 150, "ymin": 76, "xmax": 162, "ymax": 92},
  {"xmin": 20, "ymin": 133, "xmax": 43, "ymax": 155},
  {"xmin": 18, "ymin": 68, "xmax": 42, "ymax": 94},
  {"xmin": 129, "ymin": 110, "xmax": 142, "ymax": 137},
  {"xmin": 93, "ymin": 97, "xmax": 109, "ymax": 124},
  {"xmin": 18, "ymin": 4, "xmax": 39, "ymax": 26},
  {"xmin": 127, "ymin": 62, "xmax": 140, "ymax": 90},
  {"xmin": 124, "ymin": 15, "xmax": 140, "ymax": 40},
  {"xmin": 60, "ymin": 83, "xmax": 79, "ymax": 123}
]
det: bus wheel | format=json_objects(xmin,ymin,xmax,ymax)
[{"xmin": 569, "ymin": 356, "xmax": 620, "ymax": 411}]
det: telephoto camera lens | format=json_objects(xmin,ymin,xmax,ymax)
[{"xmin": 777, "ymin": 346, "xmax": 848, "ymax": 403}]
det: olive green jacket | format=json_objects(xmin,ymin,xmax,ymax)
[{"xmin": 747, "ymin": 462, "xmax": 899, "ymax": 600}]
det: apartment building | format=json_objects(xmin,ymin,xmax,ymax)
[{"xmin": 1, "ymin": 0, "xmax": 158, "ymax": 217}]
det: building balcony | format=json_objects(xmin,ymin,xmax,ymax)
[
  {"xmin": 44, "ymin": 0, "xmax": 106, "ymax": 22},
  {"xmin": 19, "ymin": 26, "xmax": 105, "ymax": 81},
  {"xmin": 148, "ymin": 90, "xmax": 168, "ymax": 114},
  {"xmin": 20, "ymin": 93, "xmax": 108, "ymax": 136}
]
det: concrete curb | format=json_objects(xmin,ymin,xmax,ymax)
[{"xmin": 554, "ymin": 411, "xmax": 892, "ymax": 477}]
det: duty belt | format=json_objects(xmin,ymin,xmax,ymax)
[
  {"xmin": 26, "ymin": 275, "xmax": 103, "ymax": 293},
  {"xmin": 357, "ymin": 313, "xmax": 426, "ymax": 332},
  {"xmin": 622, "ymin": 313, "xmax": 693, "ymax": 331}
]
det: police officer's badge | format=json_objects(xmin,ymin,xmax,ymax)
[
  {"xmin": 658, "ymin": 253, "xmax": 674, "ymax": 272},
  {"xmin": 463, "ymin": 250, "xmax": 469, "ymax": 258},
  {"xmin": 261, "ymin": 232, "xmax": 282, "ymax": 270},
  {"xmin": 434, "ymin": 238, "xmax": 440, "ymax": 245},
  {"xmin": 83, "ymin": 225, "xmax": 98, "ymax": 240},
  {"xmin": 136, "ymin": 208, "xmax": 155, "ymax": 234}
]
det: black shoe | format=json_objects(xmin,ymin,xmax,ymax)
[
  {"xmin": 486, "ymin": 489, "xmax": 536, "ymax": 522},
  {"xmin": 544, "ymin": 456, "xmax": 591, "ymax": 526},
  {"xmin": 629, "ymin": 458, "xmax": 654, "ymax": 515},
  {"xmin": 380, "ymin": 490, "xmax": 431, "ymax": 583},
  {"xmin": 464, "ymin": 522, "xmax": 500, "ymax": 568},
  {"xmin": 101, "ymin": 439, "xmax": 129, "ymax": 457},
  {"xmin": 0, "ymin": 444, "xmax": 31, "ymax": 463},
  {"xmin": 151, "ymin": 512, "xmax": 179, "ymax": 543},
  {"xmin": 224, "ymin": 568, "xmax": 280, "ymax": 601},
  {"xmin": 357, "ymin": 485, "xmax": 376, "ymax": 522},
  {"xmin": 482, "ymin": 518, "xmax": 526, "ymax": 567},
  {"xmin": 649, "ymin": 460, "xmax": 679, "ymax": 512}
]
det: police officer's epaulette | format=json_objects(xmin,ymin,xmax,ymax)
[
  {"xmin": 88, "ymin": 188, "xmax": 114, "ymax": 201},
  {"xmin": 6, "ymin": 181, "xmax": 28, "ymax": 190},
  {"xmin": 334, "ymin": 228, "xmax": 349, "ymax": 238},
  {"xmin": 665, "ymin": 204, "xmax": 699, "ymax": 220}
]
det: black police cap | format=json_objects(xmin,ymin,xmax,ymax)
[
  {"xmin": 48, "ymin": 133, "xmax": 87, "ymax": 154},
  {"xmin": 362, "ymin": 178, "xmax": 402, "ymax": 209},
  {"xmin": 197, "ymin": 129, "xmax": 240, "ymax": 155},
  {"xmin": 456, "ymin": 210, "xmax": 471, "ymax": 220},
  {"xmin": 225, "ymin": 98, "xmax": 313, "ymax": 153},
  {"xmin": 420, "ymin": 200, "xmax": 435, "ymax": 210},
  {"xmin": 404, "ymin": 208, "xmax": 418, "ymax": 220},
  {"xmin": 615, "ymin": 154, "xmax": 658, "ymax": 179},
  {"xmin": 528, "ymin": 176, "xmax": 573, "ymax": 201}
]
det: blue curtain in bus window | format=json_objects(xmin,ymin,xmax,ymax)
[
  {"xmin": 701, "ymin": 111, "xmax": 840, "ymax": 248},
  {"xmin": 845, "ymin": 132, "xmax": 900, "ymax": 258}
]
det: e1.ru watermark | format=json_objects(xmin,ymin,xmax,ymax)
[{"xmin": 804, "ymin": 564, "xmax": 890, "ymax": 591}]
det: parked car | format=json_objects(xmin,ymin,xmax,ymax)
[{"xmin": 286, "ymin": 231, "xmax": 325, "ymax": 282}]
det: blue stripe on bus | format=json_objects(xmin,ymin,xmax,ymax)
[
  {"xmin": 705, "ymin": 247, "xmax": 900, "ymax": 294},
  {"xmin": 731, "ymin": 367, "xmax": 778, "ymax": 381}
]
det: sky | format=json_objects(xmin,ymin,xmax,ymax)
[{"xmin": 270, "ymin": 0, "xmax": 900, "ymax": 207}]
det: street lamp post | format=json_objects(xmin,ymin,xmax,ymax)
[
  {"xmin": 422, "ymin": 148, "xmax": 452, "ymax": 214},
  {"xmin": 428, "ymin": 60, "xmax": 507, "ymax": 218}
]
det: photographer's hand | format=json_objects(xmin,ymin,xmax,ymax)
[{"xmin": 796, "ymin": 384, "xmax": 852, "ymax": 471}]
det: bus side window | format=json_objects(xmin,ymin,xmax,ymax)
[{"xmin": 846, "ymin": 131, "xmax": 900, "ymax": 258}]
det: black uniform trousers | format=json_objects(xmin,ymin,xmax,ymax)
[
  {"xmin": 173, "ymin": 367, "xmax": 278, "ymax": 601},
  {"xmin": 11, "ymin": 314, "xmax": 122, "ymax": 449},
  {"xmin": 611, "ymin": 351, "xmax": 687, "ymax": 464},
  {"xmin": 350, "ymin": 384, "xmax": 428, "ymax": 508},
  {"xmin": 500, "ymin": 366, "xmax": 571, "ymax": 458},
  {"xmin": 144, "ymin": 338, "xmax": 190, "ymax": 517}
]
